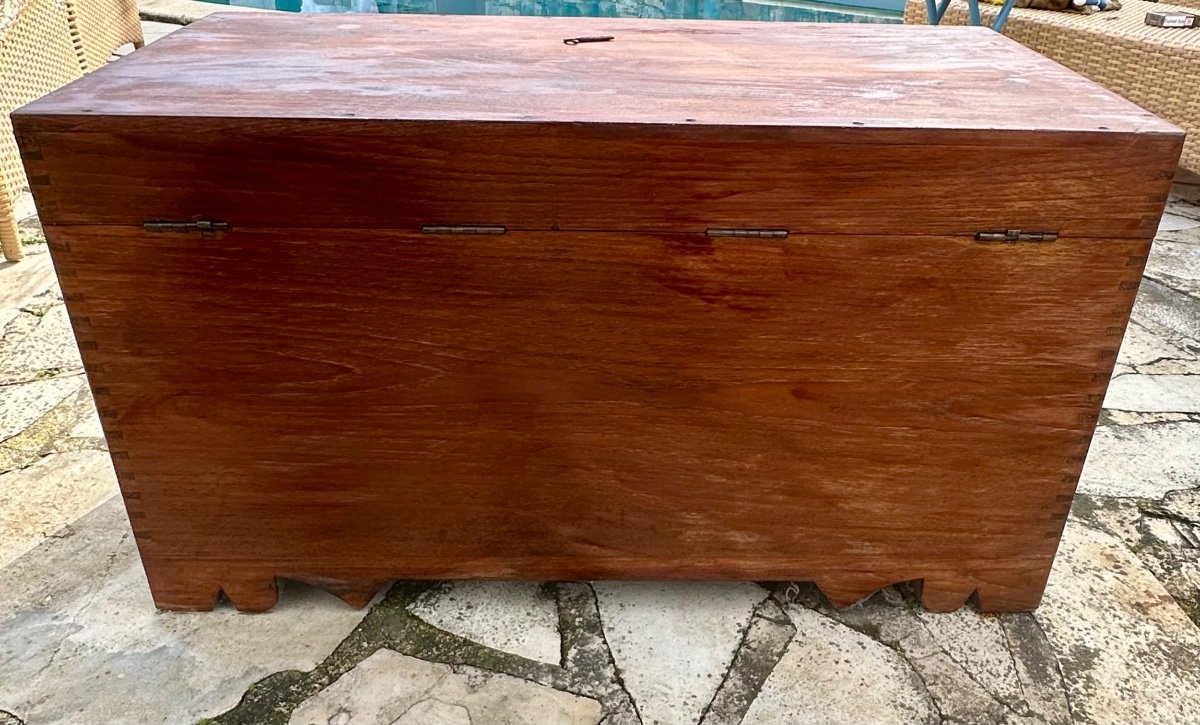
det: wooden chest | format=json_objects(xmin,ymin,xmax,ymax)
[{"xmin": 15, "ymin": 15, "xmax": 1183, "ymax": 613}]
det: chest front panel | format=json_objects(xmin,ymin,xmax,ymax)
[{"xmin": 42, "ymin": 224, "xmax": 1148, "ymax": 609}]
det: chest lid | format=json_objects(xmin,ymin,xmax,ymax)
[{"xmin": 15, "ymin": 14, "xmax": 1183, "ymax": 238}]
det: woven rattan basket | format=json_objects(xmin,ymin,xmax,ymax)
[
  {"xmin": 905, "ymin": 0, "xmax": 1198, "ymax": 171},
  {"xmin": 1, "ymin": 0, "xmax": 82, "ymax": 262}
]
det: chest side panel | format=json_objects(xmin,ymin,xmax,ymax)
[{"xmin": 45, "ymin": 224, "xmax": 1146, "ymax": 609}]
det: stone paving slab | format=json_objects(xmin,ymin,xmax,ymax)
[
  {"xmin": 593, "ymin": 582, "xmax": 764, "ymax": 725},
  {"xmin": 2, "ymin": 28, "xmax": 1200, "ymax": 722},
  {"xmin": 137, "ymin": 0, "xmax": 277, "ymax": 25},
  {"xmin": 409, "ymin": 581, "xmax": 562, "ymax": 665},
  {"xmin": 286, "ymin": 650, "xmax": 604, "ymax": 725},
  {"xmin": 0, "ymin": 500, "xmax": 371, "ymax": 724}
]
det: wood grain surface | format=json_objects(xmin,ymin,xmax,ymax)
[
  {"xmin": 14, "ymin": 15, "xmax": 1183, "ymax": 238},
  {"xmin": 16, "ymin": 15, "xmax": 1183, "ymax": 612},
  {"xmin": 18, "ymin": 14, "xmax": 1179, "ymax": 133},
  {"xmin": 41, "ymin": 225, "xmax": 1149, "ymax": 612},
  {"xmin": 14, "ymin": 120, "xmax": 1182, "ymax": 238}
]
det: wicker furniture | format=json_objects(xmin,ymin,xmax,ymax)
[
  {"xmin": 924, "ymin": 0, "xmax": 1021, "ymax": 31},
  {"xmin": 906, "ymin": 0, "xmax": 1200, "ymax": 171},
  {"xmin": 1, "ymin": 0, "xmax": 81, "ymax": 263},
  {"xmin": 1, "ymin": 0, "xmax": 141, "ymax": 263},
  {"xmin": 67, "ymin": 0, "xmax": 144, "ymax": 71}
]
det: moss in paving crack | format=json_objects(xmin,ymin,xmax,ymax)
[
  {"xmin": 205, "ymin": 583, "xmax": 432, "ymax": 725},
  {"xmin": 553, "ymin": 582, "xmax": 641, "ymax": 725},
  {"xmin": 46, "ymin": 436, "xmax": 108, "ymax": 455},
  {"xmin": 700, "ymin": 597, "xmax": 795, "ymax": 725},
  {"xmin": 17, "ymin": 304, "xmax": 50, "ymax": 318},
  {"xmin": 390, "ymin": 614, "xmax": 552, "ymax": 677},
  {"xmin": 853, "ymin": 618, "xmax": 886, "ymax": 642},
  {"xmin": 206, "ymin": 581, "xmax": 637, "ymax": 725},
  {"xmin": 0, "ymin": 383, "xmax": 93, "ymax": 473},
  {"xmin": 206, "ymin": 582, "xmax": 570, "ymax": 725},
  {"xmin": 18, "ymin": 217, "xmax": 45, "ymax": 245}
]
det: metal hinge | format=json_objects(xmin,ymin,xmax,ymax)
[
  {"xmin": 421, "ymin": 225, "xmax": 507, "ymax": 235},
  {"xmin": 975, "ymin": 229, "xmax": 1059, "ymax": 243},
  {"xmin": 706, "ymin": 228, "xmax": 789, "ymax": 239},
  {"xmin": 143, "ymin": 220, "xmax": 232, "ymax": 233}
]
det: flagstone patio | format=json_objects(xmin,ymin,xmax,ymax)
[{"xmin": 3, "ymin": 19, "xmax": 1200, "ymax": 724}]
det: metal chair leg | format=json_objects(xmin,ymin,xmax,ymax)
[
  {"xmin": 992, "ymin": 0, "xmax": 1019, "ymax": 31},
  {"xmin": 926, "ymin": 0, "xmax": 1020, "ymax": 32},
  {"xmin": 924, "ymin": 0, "xmax": 941, "ymax": 24}
]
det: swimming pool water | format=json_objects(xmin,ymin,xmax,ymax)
[{"xmin": 200, "ymin": 0, "xmax": 903, "ymax": 24}]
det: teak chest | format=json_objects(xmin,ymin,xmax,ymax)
[{"xmin": 15, "ymin": 15, "xmax": 1183, "ymax": 613}]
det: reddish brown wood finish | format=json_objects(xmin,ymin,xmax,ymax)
[
  {"xmin": 14, "ymin": 15, "xmax": 1182, "ymax": 238},
  {"xmin": 39, "ymin": 225, "xmax": 1149, "ymax": 612},
  {"xmin": 15, "ymin": 120, "xmax": 1181, "ymax": 239},
  {"xmin": 17, "ymin": 14, "xmax": 1177, "ymax": 131},
  {"xmin": 14, "ymin": 15, "xmax": 1184, "ymax": 612}
]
